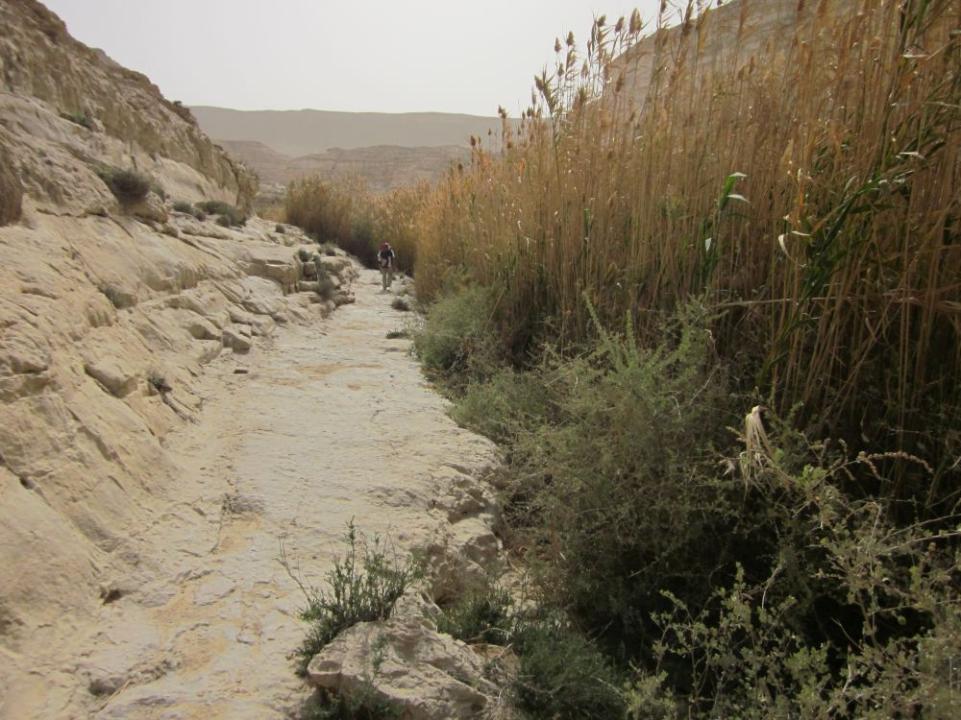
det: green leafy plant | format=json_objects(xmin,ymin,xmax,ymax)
[
  {"xmin": 437, "ymin": 581, "xmax": 514, "ymax": 645},
  {"xmin": 285, "ymin": 522, "xmax": 419, "ymax": 677},
  {"xmin": 511, "ymin": 617, "xmax": 627, "ymax": 719}
]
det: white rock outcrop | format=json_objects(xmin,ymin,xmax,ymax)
[{"xmin": 307, "ymin": 593, "xmax": 498, "ymax": 720}]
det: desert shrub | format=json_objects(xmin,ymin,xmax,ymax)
[
  {"xmin": 385, "ymin": 330, "xmax": 409, "ymax": 340},
  {"xmin": 297, "ymin": 248, "xmax": 313, "ymax": 263},
  {"xmin": 289, "ymin": 523, "xmax": 419, "ymax": 676},
  {"xmin": 413, "ymin": 285, "xmax": 497, "ymax": 380},
  {"xmin": 0, "ymin": 146, "xmax": 22, "ymax": 226},
  {"xmin": 172, "ymin": 201, "xmax": 194, "ymax": 214},
  {"xmin": 503, "ymin": 302, "xmax": 737, "ymax": 652},
  {"xmin": 170, "ymin": 100, "xmax": 194, "ymax": 123},
  {"xmin": 197, "ymin": 200, "xmax": 233, "ymax": 215},
  {"xmin": 199, "ymin": 200, "xmax": 246, "ymax": 227},
  {"xmin": 276, "ymin": 223, "xmax": 286, "ymax": 234},
  {"xmin": 450, "ymin": 367, "xmax": 552, "ymax": 445},
  {"xmin": 639, "ymin": 448, "xmax": 961, "ymax": 719},
  {"xmin": 96, "ymin": 166, "xmax": 151, "ymax": 204},
  {"xmin": 437, "ymin": 581, "xmax": 514, "ymax": 645},
  {"xmin": 447, "ymin": 296, "xmax": 961, "ymax": 714},
  {"xmin": 60, "ymin": 110, "xmax": 94, "ymax": 129},
  {"xmin": 301, "ymin": 688, "xmax": 400, "ymax": 720},
  {"xmin": 511, "ymin": 617, "xmax": 627, "ymax": 720},
  {"xmin": 390, "ymin": 297, "xmax": 409, "ymax": 312}
]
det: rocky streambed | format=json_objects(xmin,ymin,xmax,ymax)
[{"xmin": 5, "ymin": 266, "xmax": 504, "ymax": 719}]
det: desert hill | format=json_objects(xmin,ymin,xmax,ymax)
[
  {"xmin": 193, "ymin": 107, "xmax": 494, "ymax": 192},
  {"xmin": 219, "ymin": 139, "xmax": 469, "ymax": 191},
  {"xmin": 192, "ymin": 106, "xmax": 503, "ymax": 158}
]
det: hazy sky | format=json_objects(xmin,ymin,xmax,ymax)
[{"xmin": 43, "ymin": 0, "xmax": 669, "ymax": 117}]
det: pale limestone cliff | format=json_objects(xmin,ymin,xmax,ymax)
[
  {"xmin": 0, "ymin": 0, "xmax": 257, "ymax": 211},
  {"xmin": 0, "ymin": 2, "xmax": 359, "ymax": 713},
  {"xmin": 613, "ymin": 0, "xmax": 859, "ymax": 111}
]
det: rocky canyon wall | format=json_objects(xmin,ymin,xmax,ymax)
[{"xmin": 0, "ymin": 2, "xmax": 355, "ymax": 709}]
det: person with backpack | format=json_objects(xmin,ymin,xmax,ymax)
[{"xmin": 378, "ymin": 242, "xmax": 396, "ymax": 291}]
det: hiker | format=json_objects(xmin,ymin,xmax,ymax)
[{"xmin": 378, "ymin": 242, "xmax": 396, "ymax": 291}]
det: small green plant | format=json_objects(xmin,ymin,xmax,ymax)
[
  {"xmin": 276, "ymin": 223, "xmax": 286, "ymax": 234},
  {"xmin": 301, "ymin": 688, "xmax": 401, "ymax": 720},
  {"xmin": 147, "ymin": 372, "xmax": 171, "ymax": 394},
  {"xmin": 298, "ymin": 248, "xmax": 313, "ymax": 263},
  {"xmin": 285, "ymin": 522, "xmax": 419, "ymax": 677},
  {"xmin": 390, "ymin": 297, "xmax": 410, "ymax": 312},
  {"xmin": 61, "ymin": 110, "xmax": 94, "ymax": 129},
  {"xmin": 96, "ymin": 166, "xmax": 151, "ymax": 204},
  {"xmin": 385, "ymin": 330, "xmax": 409, "ymax": 340},
  {"xmin": 173, "ymin": 201, "xmax": 194, "ymax": 214},
  {"xmin": 437, "ymin": 581, "xmax": 513, "ymax": 645},
  {"xmin": 511, "ymin": 618, "xmax": 627, "ymax": 719}
]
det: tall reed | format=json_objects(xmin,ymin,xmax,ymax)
[{"xmin": 407, "ymin": 0, "xmax": 961, "ymax": 511}]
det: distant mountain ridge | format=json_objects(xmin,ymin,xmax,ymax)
[
  {"xmin": 219, "ymin": 139, "xmax": 468, "ymax": 193},
  {"xmin": 191, "ymin": 106, "xmax": 503, "ymax": 158}
]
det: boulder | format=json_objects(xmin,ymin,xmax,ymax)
[
  {"xmin": 227, "ymin": 306, "xmax": 274, "ymax": 336},
  {"xmin": 183, "ymin": 315, "xmax": 220, "ymax": 341},
  {"xmin": 307, "ymin": 592, "xmax": 498, "ymax": 720},
  {"xmin": 222, "ymin": 325, "xmax": 252, "ymax": 353},
  {"xmin": 333, "ymin": 292, "xmax": 355, "ymax": 307},
  {"xmin": 84, "ymin": 357, "xmax": 138, "ymax": 398},
  {"xmin": 241, "ymin": 248, "xmax": 299, "ymax": 292}
]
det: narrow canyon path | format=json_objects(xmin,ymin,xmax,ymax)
[{"xmin": 59, "ymin": 269, "xmax": 496, "ymax": 719}]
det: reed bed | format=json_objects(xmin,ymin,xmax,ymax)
[
  {"xmin": 407, "ymin": 0, "xmax": 961, "ymax": 511},
  {"xmin": 283, "ymin": 4, "xmax": 961, "ymax": 712}
]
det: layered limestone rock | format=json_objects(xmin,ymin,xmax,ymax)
[
  {"xmin": 0, "ymin": 2, "xmax": 357, "ymax": 710},
  {"xmin": 0, "ymin": 0, "xmax": 256, "ymax": 210},
  {"xmin": 0, "ymin": 144, "xmax": 22, "ymax": 225}
]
